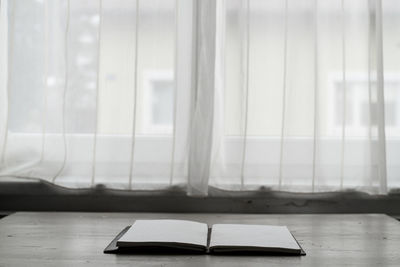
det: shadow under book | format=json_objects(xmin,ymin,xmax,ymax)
[{"xmin": 104, "ymin": 219, "xmax": 306, "ymax": 256}]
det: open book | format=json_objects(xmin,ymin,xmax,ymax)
[{"xmin": 104, "ymin": 219, "xmax": 305, "ymax": 255}]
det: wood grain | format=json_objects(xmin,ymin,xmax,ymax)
[{"xmin": 0, "ymin": 212, "xmax": 399, "ymax": 266}]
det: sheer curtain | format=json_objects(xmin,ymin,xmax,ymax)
[{"xmin": 0, "ymin": 0, "xmax": 399, "ymax": 195}]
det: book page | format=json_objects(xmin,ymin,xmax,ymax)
[
  {"xmin": 210, "ymin": 224, "xmax": 300, "ymax": 252},
  {"xmin": 117, "ymin": 219, "xmax": 208, "ymax": 248}
]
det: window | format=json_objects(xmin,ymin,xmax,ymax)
[
  {"xmin": 142, "ymin": 71, "xmax": 174, "ymax": 134},
  {"xmin": 330, "ymin": 75, "xmax": 400, "ymax": 137},
  {"xmin": 1, "ymin": 0, "xmax": 400, "ymax": 193}
]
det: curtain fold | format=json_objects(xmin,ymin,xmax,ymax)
[
  {"xmin": 187, "ymin": 0, "xmax": 217, "ymax": 196},
  {"xmin": 0, "ymin": 0, "xmax": 399, "ymax": 195}
]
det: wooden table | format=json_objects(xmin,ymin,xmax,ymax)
[{"xmin": 0, "ymin": 212, "xmax": 399, "ymax": 266}]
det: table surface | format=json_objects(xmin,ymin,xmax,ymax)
[{"xmin": 0, "ymin": 212, "xmax": 399, "ymax": 267}]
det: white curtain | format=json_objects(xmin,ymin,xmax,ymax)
[{"xmin": 0, "ymin": 0, "xmax": 399, "ymax": 195}]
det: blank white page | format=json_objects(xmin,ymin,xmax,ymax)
[
  {"xmin": 210, "ymin": 224, "xmax": 300, "ymax": 251},
  {"xmin": 117, "ymin": 220, "xmax": 208, "ymax": 247}
]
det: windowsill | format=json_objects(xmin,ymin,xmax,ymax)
[{"xmin": 1, "ymin": 177, "xmax": 400, "ymax": 214}]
